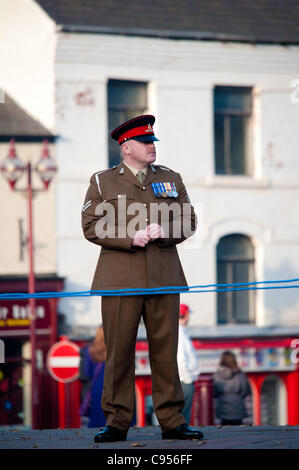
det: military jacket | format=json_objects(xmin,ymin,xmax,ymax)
[{"xmin": 81, "ymin": 161, "xmax": 197, "ymax": 290}]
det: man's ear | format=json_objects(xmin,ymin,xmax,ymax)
[{"xmin": 121, "ymin": 142, "xmax": 129, "ymax": 155}]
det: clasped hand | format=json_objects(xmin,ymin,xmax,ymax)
[{"xmin": 132, "ymin": 223, "xmax": 166, "ymax": 247}]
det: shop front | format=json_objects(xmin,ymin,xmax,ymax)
[
  {"xmin": 0, "ymin": 275, "xmax": 64, "ymax": 429},
  {"xmin": 135, "ymin": 333, "xmax": 299, "ymax": 426}
]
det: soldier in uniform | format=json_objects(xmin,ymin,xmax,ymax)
[{"xmin": 81, "ymin": 114, "xmax": 204, "ymax": 442}]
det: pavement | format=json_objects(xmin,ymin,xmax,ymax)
[{"xmin": 0, "ymin": 425, "xmax": 299, "ymax": 450}]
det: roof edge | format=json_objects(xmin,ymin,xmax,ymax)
[
  {"xmin": 57, "ymin": 24, "xmax": 299, "ymax": 45},
  {"xmin": 0, "ymin": 135, "xmax": 58, "ymax": 142}
]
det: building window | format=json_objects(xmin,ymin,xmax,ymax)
[
  {"xmin": 217, "ymin": 234, "xmax": 255, "ymax": 324},
  {"xmin": 107, "ymin": 79, "xmax": 148, "ymax": 168},
  {"xmin": 214, "ymin": 86, "xmax": 253, "ymax": 176},
  {"xmin": 261, "ymin": 375, "xmax": 287, "ymax": 425}
]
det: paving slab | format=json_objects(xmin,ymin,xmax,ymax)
[{"xmin": 0, "ymin": 425, "xmax": 299, "ymax": 450}]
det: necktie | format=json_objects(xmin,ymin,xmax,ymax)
[{"xmin": 136, "ymin": 170, "xmax": 145, "ymax": 184}]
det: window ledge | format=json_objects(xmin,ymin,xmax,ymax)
[{"xmin": 203, "ymin": 175, "xmax": 270, "ymax": 189}]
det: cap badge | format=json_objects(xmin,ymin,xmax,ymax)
[{"xmin": 145, "ymin": 124, "xmax": 153, "ymax": 133}]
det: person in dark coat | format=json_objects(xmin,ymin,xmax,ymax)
[{"xmin": 213, "ymin": 351, "xmax": 251, "ymax": 425}]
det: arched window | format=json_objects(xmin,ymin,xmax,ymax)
[{"xmin": 217, "ymin": 234, "xmax": 255, "ymax": 324}]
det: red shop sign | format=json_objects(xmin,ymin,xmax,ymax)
[{"xmin": 0, "ymin": 299, "xmax": 52, "ymax": 333}]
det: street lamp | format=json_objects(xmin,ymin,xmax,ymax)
[
  {"xmin": 0, "ymin": 138, "xmax": 25, "ymax": 189},
  {"xmin": 1, "ymin": 138, "xmax": 57, "ymax": 429}
]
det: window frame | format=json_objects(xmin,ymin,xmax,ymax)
[
  {"xmin": 107, "ymin": 79, "xmax": 148, "ymax": 168},
  {"xmin": 214, "ymin": 85, "xmax": 253, "ymax": 176}
]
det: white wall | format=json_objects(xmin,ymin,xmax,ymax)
[
  {"xmin": 0, "ymin": 141, "xmax": 56, "ymax": 274},
  {"xmin": 54, "ymin": 32, "xmax": 299, "ymax": 332},
  {"xmin": 0, "ymin": 1, "xmax": 58, "ymax": 283},
  {"xmin": 0, "ymin": 0, "xmax": 57, "ymax": 131},
  {"xmin": 1, "ymin": 0, "xmax": 298, "ymax": 332}
]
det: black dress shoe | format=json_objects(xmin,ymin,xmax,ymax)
[
  {"xmin": 162, "ymin": 423, "xmax": 204, "ymax": 440},
  {"xmin": 94, "ymin": 425, "xmax": 127, "ymax": 443}
]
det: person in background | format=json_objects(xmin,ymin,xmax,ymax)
[
  {"xmin": 79, "ymin": 325, "xmax": 106, "ymax": 428},
  {"xmin": 177, "ymin": 304, "xmax": 200, "ymax": 424},
  {"xmin": 79, "ymin": 340, "xmax": 92, "ymax": 406},
  {"xmin": 213, "ymin": 350, "xmax": 251, "ymax": 426}
]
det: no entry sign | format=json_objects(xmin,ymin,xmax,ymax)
[{"xmin": 47, "ymin": 339, "xmax": 80, "ymax": 383}]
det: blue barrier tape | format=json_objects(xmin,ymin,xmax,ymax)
[{"xmin": 0, "ymin": 278, "xmax": 299, "ymax": 300}]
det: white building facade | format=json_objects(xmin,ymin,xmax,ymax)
[{"xmin": 1, "ymin": 0, "xmax": 299, "ymax": 337}]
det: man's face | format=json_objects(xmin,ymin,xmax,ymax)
[
  {"xmin": 179, "ymin": 312, "xmax": 189, "ymax": 326},
  {"xmin": 122, "ymin": 139, "xmax": 156, "ymax": 168}
]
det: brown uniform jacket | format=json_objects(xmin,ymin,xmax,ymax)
[{"xmin": 81, "ymin": 161, "xmax": 197, "ymax": 290}]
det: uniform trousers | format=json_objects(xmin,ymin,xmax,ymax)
[{"xmin": 101, "ymin": 293, "xmax": 186, "ymax": 432}]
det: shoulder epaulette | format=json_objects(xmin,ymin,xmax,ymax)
[
  {"xmin": 94, "ymin": 167, "xmax": 115, "ymax": 176},
  {"xmin": 93, "ymin": 168, "xmax": 114, "ymax": 195},
  {"xmin": 155, "ymin": 164, "xmax": 175, "ymax": 172}
]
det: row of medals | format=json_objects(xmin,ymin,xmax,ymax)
[
  {"xmin": 156, "ymin": 189, "xmax": 178, "ymax": 198},
  {"xmin": 151, "ymin": 182, "xmax": 178, "ymax": 199}
]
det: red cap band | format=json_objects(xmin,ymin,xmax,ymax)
[{"xmin": 118, "ymin": 124, "xmax": 154, "ymax": 144}]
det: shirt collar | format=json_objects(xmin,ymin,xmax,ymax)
[{"xmin": 123, "ymin": 161, "xmax": 148, "ymax": 177}]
